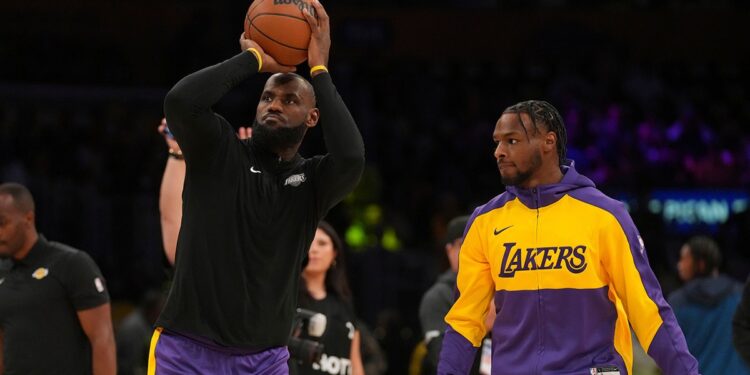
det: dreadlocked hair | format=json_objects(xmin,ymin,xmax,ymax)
[{"xmin": 503, "ymin": 100, "xmax": 568, "ymax": 165}]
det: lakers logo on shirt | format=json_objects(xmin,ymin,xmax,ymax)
[
  {"xmin": 498, "ymin": 242, "xmax": 587, "ymax": 278},
  {"xmin": 32, "ymin": 267, "xmax": 49, "ymax": 280},
  {"xmin": 284, "ymin": 173, "xmax": 306, "ymax": 187}
]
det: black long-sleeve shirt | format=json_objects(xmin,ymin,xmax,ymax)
[{"xmin": 156, "ymin": 51, "xmax": 364, "ymax": 350}]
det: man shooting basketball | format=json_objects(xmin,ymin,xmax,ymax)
[
  {"xmin": 148, "ymin": 1, "xmax": 365, "ymax": 373},
  {"xmin": 437, "ymin": 100, "xmax": 698, "ymax": 375}
]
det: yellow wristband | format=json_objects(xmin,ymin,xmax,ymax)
[
  {"xmin": 310, "ymin": 65, "xmax": 328, "ymax": 76},
  {"xmin": 246, "ymin": 48, "xmax": 262, "ymax": 72}
]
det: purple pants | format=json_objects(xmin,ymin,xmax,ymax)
[{"xmin": 148, "ymin": 328, "xmax": 290, "ymax": 375}]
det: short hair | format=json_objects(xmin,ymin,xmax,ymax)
[
  {"xmin": 444, "ymin": 215, "xmax": 470, "ymax": 245},
  {"xmin": 686, "ymin": 235, "xmax": 721, "ymax": 277},
  {"xmin": 268, "ymin": 73, "xmax": 316, "ymax": 105},
  {"xmin": 0, "ymin": 182, "xmax": 35, "ymax": 213},
  {"xmin": 503, "ymin": 100, "xmax": 568, "ymax": 165}
]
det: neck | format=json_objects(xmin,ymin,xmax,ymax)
[
  {"xmin": 276, "ymin": 146, "xmax": 299, "ymax": 161},
  {"xmin": 303, "ymin": 272, "xmax": 327, "ymax": 300},
  {"xmin": 258, "ymin": 141, "xmax": 300, "ymax": 162},
  {"xmin": 521, "ymin": 164, "xmax": 564, "ymax": 189},
  {"xmin": 14, "ymin": 230, "xmax": 39, "ymax": 261}
]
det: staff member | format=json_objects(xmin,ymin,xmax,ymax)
[{"xmin": 0, "ymin": 182, "xmax": 116, "ymax": 375}]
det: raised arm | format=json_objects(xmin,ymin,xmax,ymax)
[
  {"xmin": 78, "ymin": 304, "xmax": 116, "ymax": 375},
  {"xmin": 164, "ymin": 34, "xmax": 294, "ymax": 161},
  {"xmin": 158, "ymin": 119, "xmax": 185, "ymax": 265},
  {"xmin": 303, "ymin": 1, "xmax": 365, "ymax": 211}
]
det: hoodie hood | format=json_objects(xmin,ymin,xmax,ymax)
[
  {"xmin": 505, "ymin": 160, "xmax": 596, "ymax": 209},
  {"xmin": 681, "ymin": 275, "xmax": 741, "ymax": 307}
]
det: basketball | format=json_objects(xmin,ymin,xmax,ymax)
[{"xmin": 244, "ymin": 0, "xmax": 312, "ymax": 66}]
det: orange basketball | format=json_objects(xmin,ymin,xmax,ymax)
[{"xmin": 244, "ymin": 0, "xmax": 312, "ymax": 66}]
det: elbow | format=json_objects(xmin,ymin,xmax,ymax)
[
  {"xmin": 163, "ymin": 86, "xmax": 191, "ymax": 121},
  {"xmin": 344, "ymin": 152, "xmax": 365, "ymax": 171},
  {"xmin": 352, "ymin": 154, "xmax": 366, "ymax": 172}
]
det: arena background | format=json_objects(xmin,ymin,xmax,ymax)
[{"xmin": 1, "ymin": 0, "xmax": 749, "ymax": 373}]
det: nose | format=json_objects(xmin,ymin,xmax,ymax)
[
  {"xmin": 267, "ymin": 97, "xmax": 283, "ymax": 113},
  {"xmin": 494, "ymin": 143, "xmax": 506, "ymax": 160}
]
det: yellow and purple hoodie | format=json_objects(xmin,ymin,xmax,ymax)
[{"xmin": 438, "ymin": 162, "xmax": 699, "ymax": 375}]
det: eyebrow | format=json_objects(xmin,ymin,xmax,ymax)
[
  {"xmin": 495, "ymin": 129, "xmax": 523, "ymax": 138},
  {"xmin": 261, "ymin": 90, "xmax": 303, "ymax": 100}
]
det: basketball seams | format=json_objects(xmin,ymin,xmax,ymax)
[
  {"xmin": 246, "ymin": 0, "xmax": 266, "ymax": 20},
  {"xmin": 249, "ymin": 24, "xmax": 308, "ymax": 51},
  {"xmin": 251, "ymin": 12, "xmax": 308, "ymax": 23}
]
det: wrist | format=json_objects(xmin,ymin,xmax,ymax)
[
  {"xmin": 246, "ymin": 48, "xmax": 263, "ymax": 72},
  {"xmin": 310, "ymin": 64, "xmax": 328, "ymax": 77},
  {"xmin": 168, "ymin": 148, "xmax": 184, "ymax": 160}
]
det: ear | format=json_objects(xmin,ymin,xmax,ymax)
[
  {"xmin": 24, "ymin": 211, "xmax": 34, "ymax": 226},
  {"xmin": 543, "ymin": 131, "xmax": 557, "ymax": 153},
  {"xmin": 306, "ymin": 108, "xmax": 320, "ymax": 128}
]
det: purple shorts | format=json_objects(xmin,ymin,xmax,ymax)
[{"xmin": 148, "ymin": 328, "xmax": 290, "ymax": 374}]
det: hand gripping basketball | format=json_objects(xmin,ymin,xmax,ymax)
[
  {"xmin": 301, "ymin": 0, "xmax": 330, "ymax": 72},
  {"xmin": 239, "ymin": 33, "xmax": 296, "ymax": 73}
]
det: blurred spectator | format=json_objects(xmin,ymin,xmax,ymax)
[
  {"xmin": 116, "ymin": 289, "xmax": 166, "ymax": 375},
  {"xmin": 668, "ymin": 236, "xmax": 749, "ymax": 374}
]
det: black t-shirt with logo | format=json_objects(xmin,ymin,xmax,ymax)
[
  {"xmin": 0, "ymin": 235, "xmax": 110, "ymax": 375},
  {"xmin": 156, "ymin": 51, "xmax": 365, "ymax": 349},
  {"xmin": 295, "ymin": 294, "xmax": 357, "ymax": 375}
]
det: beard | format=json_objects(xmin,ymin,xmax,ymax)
[
  {"xmin": 499, "ymin": 150, "xmax": 543, "ymax": 187},
  {"xmin": 252, "ymin": 118, "xmax": 307, "ymax": 152}
]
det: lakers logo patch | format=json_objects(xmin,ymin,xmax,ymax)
[
  {"xmin": 32, "ymin": 267, "xmax": 49, "ymax": 280},
  {"xmin": 284, "ymin": 173, "xmax": 306, "ymax": 187},
  {"xmin": 498, "ymin": 242, "xmax": 587, "ymax": 278}
]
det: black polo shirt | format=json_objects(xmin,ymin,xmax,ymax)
[{"xmin": 0, "ymin": 235, "xmax": 110, "ymax": 375}]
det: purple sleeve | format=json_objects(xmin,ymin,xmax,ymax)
[{"xmin": 437, "ymin": 326, "xmax": 479, "ymax": 375}]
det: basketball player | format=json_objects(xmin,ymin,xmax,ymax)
[
  {"xmin": 148, "ymin": 1, "xmax": 365, "ymax": 373},
  {"xmin": 437, "ymin": 100, "xmax": 698, "ymax": 374}
]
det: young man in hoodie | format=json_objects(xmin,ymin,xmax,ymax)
[
  {"xmin": 668, "ymin": 236, "xmax": 749, "ymax": 374},
  {"xmin": 437, "ymin": 100, "xmax": 699, "ymax": 375}
]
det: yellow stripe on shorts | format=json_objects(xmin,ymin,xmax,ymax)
[{"xmin": 147, "ymin": 327, "xmax": 163, "ymax": 375}]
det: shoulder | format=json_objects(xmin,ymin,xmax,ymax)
[
  {"xmin": 326, "ymin": 294, "xmax": 357, "ymax": 321},
  {"xmin": 420, "ymin": 281, "xmax": 452, "ymax": 310},
  {"xmin": 304, "ymin": 155, "xmax": 325, "ymax": 169},
  {"xmin": 566, "ymin": 187, "xmax": 628, "ymax": 216},
  {"xmin": 48, "ymin": 241, "xmax": 100, "ymax": 272},
  {"xmin": 667, "ymin": 287, "xmax": 689, "ymax": 308},
  {"xmin": 564, "ymin": 187, "xmax": 640, "ymax": 246},
  {"xmin": 467, "ymin": 192, "xmax": 517, "ymax": 229},
  {"xmin": 474, "ymin": 192, "xmax": 516, "ymax": 217}
]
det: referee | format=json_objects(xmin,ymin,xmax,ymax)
[{"xmin": 0, "ymin": 182, "xmax": 116, "ymax": 375}]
